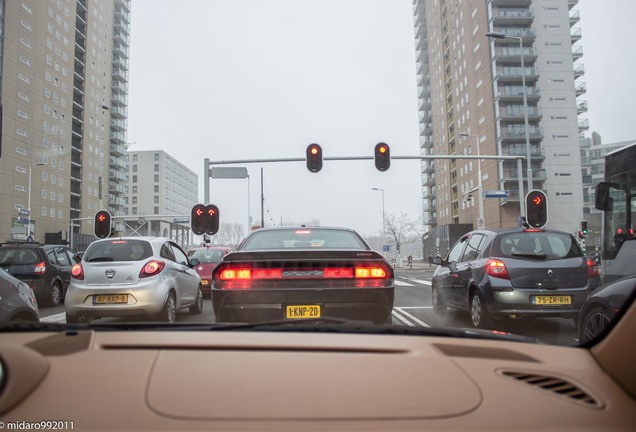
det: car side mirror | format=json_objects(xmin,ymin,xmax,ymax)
[
  {"xmin": 189, "ymin": 258, "xmax": 200, "ymax": 267},
  {"xmin": 595, "ymin": 182, "xmax": 620, "ymax": 211},
  {"xmin": 429, "ymin": 256, "xmax": 445, "ymax": 266}
]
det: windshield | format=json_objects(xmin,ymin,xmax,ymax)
[{"xmin": 0, "ymin": 0, "xmax": 634, "ymax": 351}]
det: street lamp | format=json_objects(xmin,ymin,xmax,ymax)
[
  {"xmin": 371, "ymin": 187, "xmax": 385, "ymax": 242},
  {"xmin": 459, "ymin": 133, "xmax": 484, "ymax": 228},
  {"xmin": 26, "ymin": 162, "xmax": 46, "ymax": 239},
  {"xmin": 486, "ymin": 31, "xmax": 533, "ymax": 200}
]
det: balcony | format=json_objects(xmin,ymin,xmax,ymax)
[
  {"xmin": 497, "ymin": 105, "xmax": 541, "ymax": 121},
  {"xmin": 110, "ymin": 143, "xmax": 127, "ymax": 156},
  {"xmin": 499, "ymin": 127, "xmax": 544, "ymax": 141},
  {"xmin": 575, "ymin": 82, "xmax": 587, "ymax": 96},
  {"xmin": 501, "ymin": 145, "xmax": 544, "ymax": 159},
  {"xmin": 569, "ymin": 10, "xmax": 580, "ymax": 26},
  {"xmin": 490, "ymin": 27, "xmax": 536, "ymax": 42},
  {"xmin": 492, "ymin": 47, "xmax": 538, "ymax": 64},
  {"xmin": 579, "ymin": 119, "xmax": 590, "ymax": 131},
  {"xmin": 571, "ymin": 27, "xmax": 582, "ymax": 43},
  {"xmin": 491, "ymin": 8, "xmax": 534, "ymax": 25},
  {"xmin": 572, "ymin": 45, "xmax": 583, "ymax": 61},
  {"xmin": 577, "ymin": 101, "xmax": 588, "ymax": 114},
  {"xmin": 574, "ymin": 64, "xmax": 585, "ymax": 78},
  {"xmin": 495, "ymin": 86, "xmax": 541, "ymax": 102},
  {"xmin": 493, "ymin": 66, "xmax": 540, "ymax": 83}
]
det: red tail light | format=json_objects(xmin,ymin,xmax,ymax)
[
  {"xmin": 71, "ymin": 263, "xmax": 84, "ymax": 280},
  {"xmin": 140, "ymin": 260, "xmax": 165, "ymax": 278},
  {"xmin": 215, "ymin": 263, "xmax": 391, "ymax": 288},
  {"xmin": 486, "ymin": 259, "xmax": 510, "ymax": 280},
  {"xmin": 587, "ymin": 258, "xmax": 600, "ymax": 279},
  {"xmin": 34, "ymin": 261, "xmax": 46, "ymax": 274}
]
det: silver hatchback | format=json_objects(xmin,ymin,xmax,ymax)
[{"xmin": 65, "ymin": 237, "xmax": 203, "ymax": 323}]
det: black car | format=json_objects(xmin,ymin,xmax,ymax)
[
  {"xmin": 212, "ymin": 227, "xmax": 394, "ymax": 324},
  {"xmin": 578, "ymin": 274, "xmax": 636, "ymax": 344},
  {"xmin": 0, "ymin": 268, "xmax": 39, "ymax": 323},
  {"xmin": 0, "ymin": 243, "xmax": 80, "ymax": 307},
  {"xmin": 429, "ymin": 228, "xmax": 603, "ymax": 328}
]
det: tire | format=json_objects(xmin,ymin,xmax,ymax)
[
  {"xmin": 579, "ymin": 306, "xmax": 613, "ymax": 344},
  {"xmin": 189, "ymin": 286, "xmax": 203, "ymax": 314},
  {"xmin": 470, "ymin": 291, "xmax": 492, "ymax": 329},
  {"xmin": 157, "ymin": 292, "xmax": 177, "ymax": 323},
  {"xmin": 47, "ymin": 282, "xmax": 63, "ymax": 307},
  {"xmin": 432, "ymin": 284, "xmax": 447, "ymax": 314}
]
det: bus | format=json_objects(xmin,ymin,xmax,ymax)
[{"xmin": 595, "ymin": 142, "xmax": 636, "ymax": 282}]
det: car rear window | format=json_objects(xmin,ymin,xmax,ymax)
[
  {"xmin": 188, "ymin": 249, "xmax": 225, "ymax": 263},
  {"xmin": 239, "ymin": 229, "xmax": 368, "ymax": 250},
  {"xmin": 83, "ymin": 240, "xmax": 153, "ymax": 262},
  {"xmin": 493, "ymin": 231, "xmax": 582, "ymax": 259},
  {"xmin": 0, "ymin": 248, "xmax": 41, "ymax": 265}
]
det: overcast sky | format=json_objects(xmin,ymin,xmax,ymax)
[{"xmin": 126, "ymin": 0, "xmax": 635, "ymax": 237}]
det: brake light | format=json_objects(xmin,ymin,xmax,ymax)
[
  {"xmin": 139, "ymin": 260, "xmax": 165, "ymax": 278},
  {"xmin": 523, "ymin": 229, "xmax": 544, "ymax": 232},
  {"xmin": 355, "ymin": 267, "xmax": 387, "ymax": 278},
  {"xmin": 324, "ymin": 268, "xmax": 354, "ymax": 278},
  {"xmin": 219, "ymin": 268, "xmax": 251, "ymax": 280},
  {"xmin": 71, "ymin": 263, "xmax": 84, "ymax": 280},
  {"xmin": 486, "ymin": 259, "xmax": 510, "ymax": 280},
  {"xmin": 34, "ymin": 261, "xmax": 46, "ymax": 274},
  {"xmin": 587, "ymin": 258, "xmax": 600, "ymax": 278}
]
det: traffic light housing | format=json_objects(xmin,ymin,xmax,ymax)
[
  {"xmin": 306, "ymin": 144, "xmax": 322, "ymax": 173},
  {"xmin": 581, "ymin": 221, "xmax": 588, "ymax": 235},
  {"xmin": 191, "ymin": 204, "xmax": 220, "ymax": 235},
  {"xmin": 374, "ymin": 142, "xmax": 390, "ymax": 171},
  {"xmin": 525, "ymin": 190, "xmax": 548, "ymax": 228},
  {"xmin": 205, "ymin": 204, "xmax": 220, "ymax": 235},
  {"xmin": 191, "ymin": 204, "xmax": 207, "ymax": 235},
  {"xmin": 94, "ymin": 210, "xmax": 112, "ymax": 239}
]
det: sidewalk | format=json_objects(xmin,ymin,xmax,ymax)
[{"xmin": 392, "ymin": 260, "xmax": 437, "ymax": 272}]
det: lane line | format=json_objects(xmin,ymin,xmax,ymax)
[
  {"xmin": 40, "ymin": 312, "xmax": 66, "ymax": 323},
  {"xmin": 394, "ymin": 280, "xmax": 415, "ymax": 287},
  {"xmin": 394, "ymin": 307, "xmax": 431, "ymax": 328},
  {"xmin": 403, "ymin": 278, "xmax": 431, "ymax": 286},
  {"xmin": 391, "ymin": 310, "xmax": 415, "ymax": 326}
]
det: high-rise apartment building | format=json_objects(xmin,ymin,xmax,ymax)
[
  {"xmin": 0, "ymin": 0, "xmax": 130, "ymax": 243},
  {"xmin": 414, "ymin": 0, "xmax": 585, "ymax": 233},
  {"xmin": 125, "ymin": 150, "xmax": 198, "ymax": 239}
]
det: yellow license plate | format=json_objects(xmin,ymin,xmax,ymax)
[
  {"xmin": 201, "ymin": 280, "xmax": 209, "ymax": 286},
  {"xmin": 532, "ymin": 295, "xmax": 572, "ymax": 305},
  {"xmin": 94, "ymin": 294, "xmax": 128, "ymax": 304},
  {"xmin": 286, "ymin": 305, "xmax": 321, "ymax": 319}
]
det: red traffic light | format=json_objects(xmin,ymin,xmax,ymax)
[
  {"xmin": 306, "ymin": 144, "xmax": 323, "ymax": 173},
  {"xmin": 525, "ymin": 190, "xmax": 548, "ymax": 228},
  {"xmin": 191, "ymin": 204, "xmax": 220, "ymax": 235},
  {"xmin": 94, "ymin": 210, "xmax": 112, "ymax": 239},
  {"xmin": 374, "ymin": 142, "xmax": 390, "ymax": 171}
]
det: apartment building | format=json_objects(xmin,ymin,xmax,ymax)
[
  {"xmin": 0, "ymin": 0, "xmax": 130, "ymax": 243},
  {"xmin": 124, "ymin": 150, "xmax": 198, "ymax": 239},
  {"xmin": 414, "ymin": 0, "xmax": 586, "ymax": 233}
]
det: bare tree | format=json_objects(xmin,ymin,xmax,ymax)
[
  {"xmin": 210, "ymin": 222, "xmax": 245, "ymax": 247},
  {"xmin": 384, "ymin": 212, "xmax": 416, "ymax": 254}
]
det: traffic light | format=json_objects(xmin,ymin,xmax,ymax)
[
  {"xmin": 191, "ymin": 204, "xmax": 207, "ymax": 235},
  {"xmin": 205, "ymin": 204, "xmax": 220, "ymax": 235},
  {"xmin": 578, "ymin": 231, "xmax": 585, "ymax": 239},
  {"xmin": 94, "ymin": 210, "xmax": 112, "ymax": 239},
  {"xmin": 191, "ymin": 204, "xmax": 220, "ymax": 235},
  {"xmin": 306, "ymin": 143, "xmax": 322, "ymax": 173},
  {"xmin": 374, "ymin": 142, "xmax": 390, "ymax": 171},
  {"xmin": 525, "ymin": 190, "xmax": 548, "ymax": 228},
  {"xmin": 581, "ymin": 221, "xmax": 588, "ymax": 235}
]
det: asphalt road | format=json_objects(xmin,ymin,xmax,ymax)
[{"xmin": 39, "ymin": 265, "xmax": 578, "ymax": 346}]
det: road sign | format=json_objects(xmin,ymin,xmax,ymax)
[
  {"xmin": 18, "ymin": 209, "xmax": 30, "ymax": 216},
  {"xmin": 210, "ymin": 167, "xmax": 248, "ymax": 179},
  {"xmin": 173, "ymin": 218, "xmax": 190, "ymax": 224},
  {"xmin": 18, "ymin": 217, "xmax": 29, "ymax": 225},
  {"xmin": 383, "ymin": 244, "xmax": 390, "ymax": 252},
  {"xmin": 484, "ymin": 190, "xmax": 509, "ymax": 199},
  {"xmin": 477, "ymin": 218, "xmax": 486, "ymax": 229}
]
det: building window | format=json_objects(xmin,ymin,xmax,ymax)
[
  {"xmin": 132, "ymin": 186, "xmax": 137, "ymax": 193},
  {"xmin": 132, "ymin": 154, "xmax": 138, "ymax": 162},
  {"xmin": 15, "ymin": 185, "xmax": 26, "ymax": 192},
  {"xmin": 154, "ymin": 175, "xmax": 159, "ymax": 182},
  {"xmin": 132, "ymin": 175, "xmax": 137, "ymax": 183},
  {"xmin": 154, "ymin": 185, "xmax": 159, "ymax": 193},
  {"xmin": 154, "ymin": 207, "xmax": 159, "ymax": 215},
  {"xmin": 154, "ymin": 153, "xmax": 159, "ymax": 161},
  {"xmin": 132, "ymin": 197, "xmax": 137, "ymax": 204},
  {"xmin": 42, "ymin": 207, "xmax": 47, "ymax": 216},
  {"xmin": 16, "ymin": 166, "xmax": 27, "ymax": 174},
  {"xmin": 132, "ymin": 165, "xmax": 137, "ymax": 172},
  {"xmin": 154, "ymin": 164, "xmax": 159, "ymax": 172},
  {"xmin": 154, "ymin": 196, "xmax": 159, "ymax": 204}
]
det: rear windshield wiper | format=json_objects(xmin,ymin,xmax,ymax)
[
  {"xmin": 511, "ymin": 252, "xmax": 548, "ymax": 260},
  {"xmin": 87, "ymin": 256, "xmax": 114, "ymax": 262}
]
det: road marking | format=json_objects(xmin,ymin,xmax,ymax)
[
  {"xmin": 398, "ymin": 306, "xmax": 432, "ymax": 310},
  {"xmin": 392, "ymin": 307, "xmax": 431, "ymax": 328},
  {"xmin": 391, "ymin": 310, "xmax": 415, "ymax": 326},
  {"xmin": 40, "ymin": 312, "xmax": 66, "ymax": 323},
  {"xmin": 402, "ymin": 277, "xmax": 432, "ymax": 286},
  {"xmin": 394, "ymin": 280, "xmax": 415, "ymax": 287}
]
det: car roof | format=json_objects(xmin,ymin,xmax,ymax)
[{"xmin": 467, "ymin": 228, "xmax": 575, "ymax": 236}]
